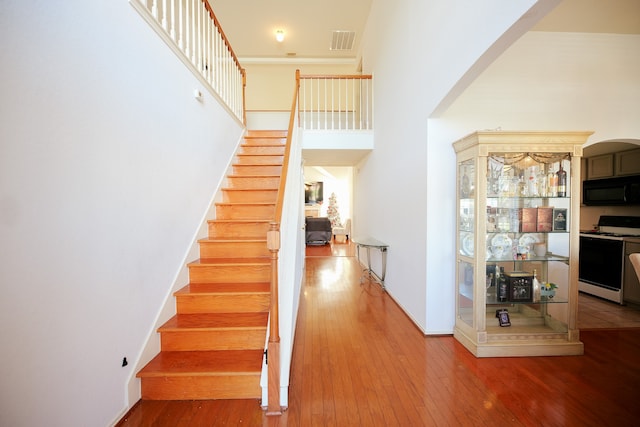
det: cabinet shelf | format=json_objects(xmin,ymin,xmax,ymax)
[
  {"xmin": 485, "ymin": 295, "xmax": 568, "ymax": 305},
  {"xmin": 452, "ymin": 130, "xmax": 592, "ymax": 357},
  {"xmin": 487, "ymin": 254, "xmax": 569, "ymax": 263}
]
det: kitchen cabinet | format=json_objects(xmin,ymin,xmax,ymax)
[
  {"xmin": 452, "ymin": 130, "xmax": 592, "ymax": 357},
  {"xmin": 615, "ymin": 148, "xmax": 640, "ymax": 176},
  {"xmin": 585, "ymin": 148, "xmax": 640, "ymax": 179},
  {"xmin": 586, "ymin": 154, "xmax": 614, "ymax": 179}
]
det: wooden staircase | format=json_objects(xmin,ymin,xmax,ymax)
[{"xmin": 137, "ymin": 130, "xmax": 287, "ymax": 400}]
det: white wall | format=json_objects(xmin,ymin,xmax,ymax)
[
  {"xmin": 357, "ymin": 0, "xmax": 544, "ymax": 333},
  {"xmin": 244, "ymin": 63, "xmax": 360, "ymax": 111},
  {"xmin": 437, "ymin": 32, "xmax": 640, "ymax": 139},
  {"xmin": 431, "ymin": 30, "xmax": 640, "ymax": 322},
  {"xmin": 432, "ymin": 31, "xmax": 640, "ymax": 331},
  {"xmin": 0, "ymin": 2, "xmax": 243, "ymax": 426}
]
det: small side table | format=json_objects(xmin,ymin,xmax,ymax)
[{"xmin": 353, "ymin": 236, "xmax": 388, "ymax": 290}]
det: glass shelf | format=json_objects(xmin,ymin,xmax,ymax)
[{"xmin": 485, "ymin": 295, "xmax": 567, "ymax": 305}]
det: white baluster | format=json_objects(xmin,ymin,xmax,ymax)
[
  {"xmin": 338, "ymin": 78, "xmax": 342, "ymax": 130},
  {"xmin": 316, "ymin": 78, "xmax": 320, "ymax": 130},
  {"xmin": 351, "ymin": 78, "xmax": 355, "ymax": 130},
  {"xmin": 169, "ymin": 0, "xmax": 175, "ymax": 40},
  {"xmin": 178, "ymin": 0, "xmax": 183, "ymax": 49},
  {"xmin": 161, "ymin": 0, "xmax": 167, "ymax": 30},
  {"xmin": 151, "ymin": 0, "xmax": 158, "ymax": 20},
  {"xmin": 205, "ymin": 10, "xmax": 210, "ymax": 82}
]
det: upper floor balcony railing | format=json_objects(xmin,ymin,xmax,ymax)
[
  {"xmin": 297, "ymin": 71, "xmax": 373, "ymax": 131},
  {"xmin": 131, "ymin": 0, "xmax": 246, "ymax": 123}
]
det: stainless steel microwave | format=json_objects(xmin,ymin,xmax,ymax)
[{"xmin": 583, "ymin": 175, "xmax": 640, "ymax": 206}]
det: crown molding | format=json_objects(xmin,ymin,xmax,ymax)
[{"xmin": 239, "ymin": 56, "xmax": 359, "ymax": 65}]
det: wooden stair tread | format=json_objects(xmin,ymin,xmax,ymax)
[
  {"xmin": 232, "ymin": 162, "xmax": 282, "ymax": 166},
  {"xmin": 198, "ymin": 237, "xmax": 267, "ymax": 242},
  {"xmin": 137, "ymin": 350, "xmax": 264, "ymax": 377},
  {"xmin": 227, "ymin": 174, "xmax": 280, "ymax": 178},
  {"xmin": 221, "ymin": 188, "xmax": 278, "ymax": 193},
  {"xmin": 189, "ymin": 257, "xmax": 270, "ymax": 265},
  {"xmin": 159, "ymin": 313, "xmax": 269, "ymax": 330},
  {"xmin": 176, "ymin": 282, "xmax": 270, "ymax": 294},
  {"xmin": 215, "ymin": 202, "xmax": 275, "ymax": 206},
  {"xmin": 208, "ymin": 219, "xmax": 271, "ymax": 224}
]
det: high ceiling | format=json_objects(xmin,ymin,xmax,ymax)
[
  {"xmin": 209, "ymin": 0, "xmax": 640, "ymax": 63},
  {"xmin": 208, "ymin": 0, "xmax": 639, "ymax": 164},
  {"xmin": 209, "ymin": 0, "xmax": 372, "ymax": 62}
]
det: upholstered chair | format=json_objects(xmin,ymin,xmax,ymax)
[{"xmin": 333, "ymin": 218, "xmax": 351, "ymax": 241}]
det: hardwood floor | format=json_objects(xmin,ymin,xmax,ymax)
[
  {"xmin": 578, "ymin": 292, "xmax": 640, "ymax": 329},
  {"xmin": 117, "ymin": 241, "xmax": 640, "ymax": 426}
]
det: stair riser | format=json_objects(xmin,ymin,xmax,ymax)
[
  {"xmin": 215, "ymin": 204, "xmax": 275, "ymax": 220},
  {"xmin": 226, "ymin": 176, "xmax": 280, "ymax": 189},
  {"xmin": 176, "ymin": 294, "xmax": 270, "ymax": 313},
  {"xmin": 199, "ymin": 241, "xmax": 269, "ymax": 258},
  {"xmin": 232, "ymin": 165, "xmax": 282, "ymax": 175},
  {"xmin": 188, "ymin": 264, "xmax": 271, "ymax": 283},
  {"xmin": 222, "ymin": 190, "xmax": 278, "ymax": 203},
  {"xmin": 208, "ymin": 221, "xmax": 271, "ymax": 239},
  {"xmin": 239, "ymin": 146, "xmax": 285, "ymax": 155},
  {"xmin": 236, "ymin": 155, "xmax": 283, "ymax": 165},
  {"xmin": 160, "ymin": 329, "xmax": 266, "ymax": 351},
  {"xmin": 140, "ymin": 375, "xmax": 261, "ymax": 400}
]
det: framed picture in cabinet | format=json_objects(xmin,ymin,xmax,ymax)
[{"xmin": 496, "ymin": 309, "xmax": 511, "ymax": 327}]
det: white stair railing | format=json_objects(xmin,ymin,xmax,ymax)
[
  {"xmin": 130, "ymin": 0, "xmax": 245, "ymax": 123},
  {"xmin": 298, "ymin": 73, "xmax": 373, "ymax": 131}
]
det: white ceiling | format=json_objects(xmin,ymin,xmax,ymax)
[
  {"xmin": 208, "ymin": 0, "xmax": 373, "ymax": 62},
  {"xmin": 209, "ymin": 0, "xmax": 640, "ymax": 64}
]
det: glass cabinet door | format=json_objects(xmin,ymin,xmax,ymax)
[
  {"xmin": 458, "ymin": 159, "xmax": 475, "ymax": 327},
  {"xmin": 484, "ymin": 154, "xmax": 571, "ymax": 329}
]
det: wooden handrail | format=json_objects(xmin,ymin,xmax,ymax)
[
  {"xmin": 299, "ymin": 74, "xmax": 372, "ymax": 80},
  {"xmin": 199, "ymin": 0, "xmax": 246, "ymax": 125},
  {"xmin": 132, "ymin": 0, "xmax": 246, "ymax": 123},
  {"xmin": 199, "ymin": 0, "xmax": 244, "ymax": 79}
]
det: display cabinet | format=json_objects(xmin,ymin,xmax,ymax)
[{"xmin": 453, "ymin": 131, "xmax": 593, "ymax": 357}]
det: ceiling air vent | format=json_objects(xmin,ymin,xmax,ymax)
[{"xmin": 330, "ymin": 31, "xmax": 356, "ymax": 51}]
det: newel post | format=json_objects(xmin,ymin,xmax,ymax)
[{"xmin": 266, "ymin": 222, "xmax": 282, "ymax": 415}]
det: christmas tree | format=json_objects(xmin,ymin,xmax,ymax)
[{"xmin": 326, "ymin": 192, "xmax": 342, "ymax": 228}]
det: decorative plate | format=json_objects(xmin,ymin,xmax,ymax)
[
  {"xmin": 519, "ymin": 233, "xmax": 540, "ymax": 248},
  {"xmin": 461, "ymin": 232, "xmax": 474, "ymax": 256},
  {"xmin": 491, "ymin": 233, "xmax": 512, "ymax": 248}
]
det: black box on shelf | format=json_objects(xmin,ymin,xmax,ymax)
[
  {"xmin": 553, "ymin": 208, "xmax": 567, "ymax": 231},
  {"xmin": 504, "ymin": 271, "xmax": 533, "ymax": 302}
]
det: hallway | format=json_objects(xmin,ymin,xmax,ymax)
[{"xmin": 117, "ymin": 242, "xmax": 640, "ymax": 426}]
